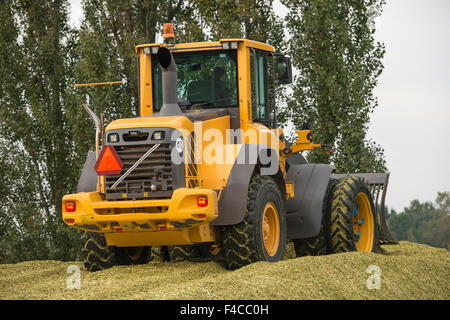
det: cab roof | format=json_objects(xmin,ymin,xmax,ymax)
[{"xmin": 135, "ymin": 38, "xmax": 275, "ymax": 54}]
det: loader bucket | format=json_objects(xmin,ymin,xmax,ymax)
[{"xmin": 331, "ymin": 172, "xmax": 398, "ymax": 245}]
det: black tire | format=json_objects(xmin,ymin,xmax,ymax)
[
  {"xmin": 167, "ymin": 245, "xmax": 202, "ymax": 262},
  {"xmin": 293, "ymin": 236, "xmax": 327, "ymax": 257},
  {"xmin": 219, "ymin": 175, "xmax": 287, "ymax": 270},
  {"xmin": 292, "ymin": 179, "xmax": 337, "ymax": 257},
  {"xmin": 326, "ymin": 176, "xmax": 378, "ymax": 253},
  {"xmin": 115, "ymin": 246, "xmax": 152, "ymax": 265},
  {"xmin": 81, "ymin": 231, "xmax": 152, "ymax": 271},
  {"xmin": 168, "ymin": 243, "xmax": 222, "ymax": 263},
  {"xmin": 149, "ymin": 246, "xmax": 170, "ymax": 262},
  {"xmin": 197, "ymin": 243, "xmax": 223, "ymax": 263},
  {"xmin": 81, "ymin": 231, "xmax": 118, "ymax": 272}
]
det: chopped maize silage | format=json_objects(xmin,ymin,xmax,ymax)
[{"xmin": 0, "ymin": 241, "xmax": 448, "ymax": 300}]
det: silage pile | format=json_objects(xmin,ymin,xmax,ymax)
[{"xmin": 0, "ymin": 241, "xmax": 449, "ymax": 300}]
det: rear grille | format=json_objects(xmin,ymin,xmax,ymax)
[{"xmin": 105, "ymin": 143, "xmax": 174, "ymax": 200}]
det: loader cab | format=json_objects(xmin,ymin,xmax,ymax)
[{"xmin": 136, "ymin": 39, "xmax": 292, "ymax": 130}]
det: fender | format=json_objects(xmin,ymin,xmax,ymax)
[
  {"xmin": 285, "ymin": 163, "xmax": 334, "ymax": 239},
  {"xmin": 76, "ymin": 152, "xmax": 98, "ymax": 193},
  {"xmin": 211, "ymin": 144, "xmax": 279, "ymax": 226}
]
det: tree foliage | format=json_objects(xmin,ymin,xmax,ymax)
[
  {"xmin": 0, "ymin": 0, "xmax": 81, "ymax": 262},
  {"xmin": 387, "ymin": 192, "xmax": 450, "ymax": 250},
  {"xmin": 0, "ymin": 0, "xmax": 393, "ymax": 263},
  {"xmin": 280, "ymin": 0, "xmax": 387, "ymax": 173},
  {"xmin": 0, "ymin": 0, "xmax": 283, "ymax": 263}
]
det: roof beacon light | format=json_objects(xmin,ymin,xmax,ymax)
[{"xmin": 163, "ymin": 23, "xmax": 175, "ymax": 44}]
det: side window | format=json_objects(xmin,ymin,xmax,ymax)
[
  {"xmin": 250, "ymin": 49, "xmax": 268, "ymax": 125},
  {"xmin": 152, "ymin": 61, "xmax": 162, "ymax": 112}
]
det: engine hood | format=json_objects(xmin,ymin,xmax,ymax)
[{"xmin": 106, "ymin": 115, "xmax": 194, "ymax": 132}]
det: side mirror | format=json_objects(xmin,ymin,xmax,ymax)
[
  {"xmin": 275, "ymin": 56, "xmax": 292, "ymax": 84},
  {"xmin": 269, "ymin": 110, "xmax": 276, "ymax": 128}
]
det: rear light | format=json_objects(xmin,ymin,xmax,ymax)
[
  {"xmin": 197, "ymin": 196, "xmax": 208, "ymax": 207},
  {"xmin": 65, "ymin": 201, "xmax": 76, "ymax": 212},
  {"xmin": 65, "ymin": 219, "xmax": 75, "ymax": 224}
]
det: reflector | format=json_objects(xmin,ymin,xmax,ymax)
[{"xmin": 94, "ymin": 145, "xmax": 123, "ymax": 175}]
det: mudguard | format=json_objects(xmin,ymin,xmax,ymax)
[
  {"xmin": 76, "ymin": 152, "xmax": 98, "ymax": 193},
  {"xmin": 285, "ymin": 163, "xmax": 334, "ymax": 239},
  {"xmin": 211, "ymin": 144, "xmax": 279, "ymax": 226}
]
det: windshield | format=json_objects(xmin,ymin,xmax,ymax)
[{"xmin": 152, "ymin": 50, "xmax": 238, "ymax": 111}]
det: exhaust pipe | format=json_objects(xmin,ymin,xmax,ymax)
[{"xmin": 157, "ymin": 47, "xmax": 182, "ymax": 116}]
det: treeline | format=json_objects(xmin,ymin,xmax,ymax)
[
  {"xmin": 386, "ymin": 192, "xmax": 449, "ymax": 250},
  {"xmin": 0, "ymin": 0, "xmax": 386, "ymax": 263}
]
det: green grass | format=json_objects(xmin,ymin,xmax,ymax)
[{"xmin": 0, "ymin": 241, "xmax": 448, "ymax": 300}]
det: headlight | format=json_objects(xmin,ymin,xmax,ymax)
[
  {"xmin": 108, "ymin": 133, "xmax": 119, "ymax": 143},
  {"xmin": 222, "ymin": 41, "xmax": 238, "ymax": 50},
  {"xmin": 152, "ymin": 131, "xmax": 165, "ymax": 140},
  {"xmin": 151, "ymin": 46, "xmax": 160, "ymax": 54},
  {"xmin": 175, "ymin": 137, "xmax": 184, "ymax": 153},
  {"xmin": 142, "ymin": 46, "xmax": 160, "ymax": 55}
]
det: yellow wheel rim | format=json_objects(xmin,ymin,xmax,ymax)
[
  {"xmin": 353, "ymin": 192, "xmax": 374, "ymax": 252},
  {"xmin": 262, "ymin": 202, "xmax": 280, "ymax": 257},
  {"xmin": 208, "ymin": 243, "xmax": 221, "ymax": 256},
  {"xmin": 127, "ymin": 247, "xmax": 144, "ymax": 262}
]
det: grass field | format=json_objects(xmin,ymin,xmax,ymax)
[{"xmin": 0, "ymin": 241, "xmax": 448, "ymax": 300}]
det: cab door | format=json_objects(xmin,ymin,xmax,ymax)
[{"xmin": 250, "ymin": 48, "xmax": 270, "ymax": 127}]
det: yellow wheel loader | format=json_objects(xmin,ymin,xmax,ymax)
[{"xmin": 63, "ymin": 25, "xmax": 396, "ymax": 271}]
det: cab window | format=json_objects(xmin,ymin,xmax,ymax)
[
  {"xmin": 151, "ymin": 50, "xmax": 239, "ymax": 111},
  {"xmin": 250, "ymin": 49, "xmax": 269, "ymax": 126}
]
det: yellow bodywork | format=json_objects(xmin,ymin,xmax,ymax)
[
  {"xmin": 63, "ymin": 38, "xmax": 321, "ymax": 247},
  {"xmin": 283, "ymin": 129, "xmax": 322, "ymax": 155},
  {"xmin": 63, "ymin": 188, "xmax": 218, "ymax": 246}
]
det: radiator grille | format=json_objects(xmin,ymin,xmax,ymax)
[{"xmin": 105, "ymin": 143, "xmax": 174, "ymax": 200}]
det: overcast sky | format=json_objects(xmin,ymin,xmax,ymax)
[
  {"xmin": 368, "ymin": 0, "xmax": 450, "ymax": 211},
  {"xmin": 69, "ymin": 0, "xmax": 450, "ymax": 212}
]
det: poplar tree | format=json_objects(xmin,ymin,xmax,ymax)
[
  {"xmin": 280, "ymin": 0, "xmax": 387, "ymax": 173},
  {"xmin": 0, "ymin": 0, "xmax": 80, "ymax": 262}
]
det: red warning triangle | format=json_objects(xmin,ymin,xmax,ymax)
[{"xmin": 94, "ymin": 145, "xmax": 123, "ymax": 175}]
